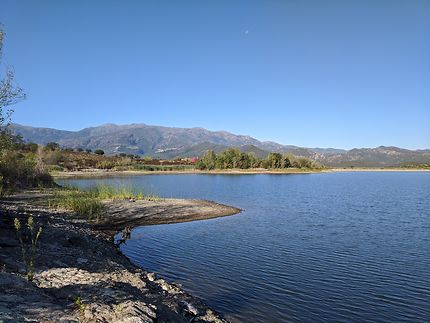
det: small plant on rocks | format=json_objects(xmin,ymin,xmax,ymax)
[
  {"xmin": 13, "ymin": 216, "xmax": 43, "ymax": 281},
  {"xmin": 74, "ymin": 296, "xmax": 86, "ymax": 315}
]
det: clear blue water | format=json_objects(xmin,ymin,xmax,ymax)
[{"xmin": 58, "ymin": 172, "xmax": 430, "ymax": 322}]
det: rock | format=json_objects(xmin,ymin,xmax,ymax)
[
  {"xmin": 146, "ymin": 272, "xmax": 156, "ymax": 282},
  {"xmin": 180, "ymin": 301, "xmax": 199, "ymax": 316}
]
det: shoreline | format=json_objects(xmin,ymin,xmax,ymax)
[
  {"xmin": 0, "ymin": 190, "xmax": 240, "ymax": 322},
  {"xmin": 328, "ymin": 167, "xmax": 430, "ymax": 172},
  {"xmin": 52, "ymin": 167, "xmax": 430, "ymax": 178},
  {"xmin": 52, "ymin": 168, "xmax": 321, "ymax": 178}
]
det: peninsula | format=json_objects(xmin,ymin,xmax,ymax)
[{"xmin": 0, "ymin": 190, "xmax": 240, "ymax": 322}]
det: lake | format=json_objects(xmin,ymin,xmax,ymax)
[{"xmin": 58, "ymin": 172, "xmax": 430, "ymax": 322}]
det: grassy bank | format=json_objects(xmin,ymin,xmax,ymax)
[{"xmin": 48, "ymin": 185, "xmax": 160, "ymax": 220}]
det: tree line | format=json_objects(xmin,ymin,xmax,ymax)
[{"xmin": 195, "ymin": 148, "xmax": 320, "ymax": 170}]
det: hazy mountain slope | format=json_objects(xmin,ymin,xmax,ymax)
[
  {"xmin": 10, "ymin": 123, "xmax": 267, "ymax": 156},
  {"xmin": 10, "ymin": 123, "xmax": 430, "ymax": 167},
  {"xmin": 9, "ymin": 124, "xmax": 74, "ymax": 144},
  {"xmin": 239, "ymin": 145, "xmax": 271, "ymax": 159},
  {"xmin": 314, "ymin": 146, "xmax": 430, "ymax": 167},
  {"xmin": 309, "ymin": 148, "xmax": 347, "ymax": 155},
  {"xmin": 154, "ymin": 142, "xmax": 229, "ymax": 159}
]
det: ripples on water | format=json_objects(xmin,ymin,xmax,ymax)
[{"xmin": 60, "ymin": 172, "xmax": 430, "ymax": 322}]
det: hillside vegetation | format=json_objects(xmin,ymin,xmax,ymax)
[
  {"xmin": 11, "ymin": 123, "xmax": 430, "ymax": 167},
  {"xmin": 6, "ymin": 142, "xmax": 320, "ymax": 174}
]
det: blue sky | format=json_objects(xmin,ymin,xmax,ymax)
[{"xmin": 0, "ymin": 0, "xmax": 429, "ymax": 149}]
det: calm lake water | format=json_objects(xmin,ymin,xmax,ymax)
[{"xmin": 59, "ymin": 172, "xmax": 430, "ymax": 322}]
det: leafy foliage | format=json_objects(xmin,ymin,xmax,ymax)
[
  {"xmin": 45, "ymin": 142, "xmax": 60, "ymax": 151},
  {"xmin": 196, "ymin": 148, "xmax": 318, "ymax": 170},
  {"xmin": 94, "ymin": 149, "xmax": 105, "ymax": 155}
]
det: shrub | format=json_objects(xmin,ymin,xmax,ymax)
[
  {"xmin": 95, "ymin": 160, "xmax": 115, "ymax": 169},
  {"xmin": 94, "ymin": 149, "xmax": 105, "ymax": 155},
  {"xmin": 22, "ymin": 142, "xmax": 39, "ymax": 153},
  {"xmin": 0, "ymin": 150, "xmax": 53, "ymax": 193},
  {"xmin": 42, "ymin": 150, "xmax": 64, "ymax": 165},
  {"xmin": 45, "ymin": 142, "xmax": 60, "ymax": 151}
]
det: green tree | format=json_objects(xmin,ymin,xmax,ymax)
[
  {"xmin": 202, "ymin": 150, "xmax": 217, "ymax": 170},
  {"xmin": 295, "ymin": 157, "xmax": 313, "ymax": 169},
  {"xmin": 282, "ymin": 154, "xmax": 293, "ymax": 168},
  {"xmin": 248, "ymin": 152, "xmax": 259, "ymax": 168},
  {"xmin": 267, "ymin": 152, "xmax": 283, "ymax": 168},
  {"xmin": 216, "ymin": 150, "xmax": 228, "ymax": 168},
  {"xmin": 219, "ymin": 148, "xmax": 241, "ymax": 168},
  {"xmin": 238, "ymin": 152, "xmax": 251, "ymax": 169}
]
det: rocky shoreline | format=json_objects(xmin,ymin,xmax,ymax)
[{"xmin": 0, "ymin": 190, "xmax": 241, "ymax": 322}]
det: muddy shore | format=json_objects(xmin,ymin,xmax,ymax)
[{"xmin": 0, "ymin": 190, "xmax": 241, "ymax": 322}]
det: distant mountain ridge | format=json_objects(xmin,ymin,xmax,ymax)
[{"xmin": 10, "ymin": 123, "xmax": 430, "ymax": 167}]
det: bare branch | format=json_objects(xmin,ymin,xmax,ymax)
[{"xmin": 0, "ymin": 24, "xmax": 26, "ymax": 127}]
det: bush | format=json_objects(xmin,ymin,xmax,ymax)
[
  {"xmin": 42, "ymin": 150, "xmax": 64, "ymax": 165},
  {"xmin": 0, "ymin": 150, "xmax": 53, "ymax": 193},
  {"xmin": 22, "ymin": 142, "xmax": 38, "ymax": 153},
  {"xmin": 45, "ymin": 142, "xmax": 60, "ymax": 151},
  {"xmin": 95, "ymin": 160, "xmax": 115, "ymax": 169},
  {"xmin": 94, "ymin": 149, "xmax": 105, "ymax": 155}
]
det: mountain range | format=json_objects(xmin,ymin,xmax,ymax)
[{"xmin": 10, "ymin": 123, "xmax": 430, "ymax": 167}]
